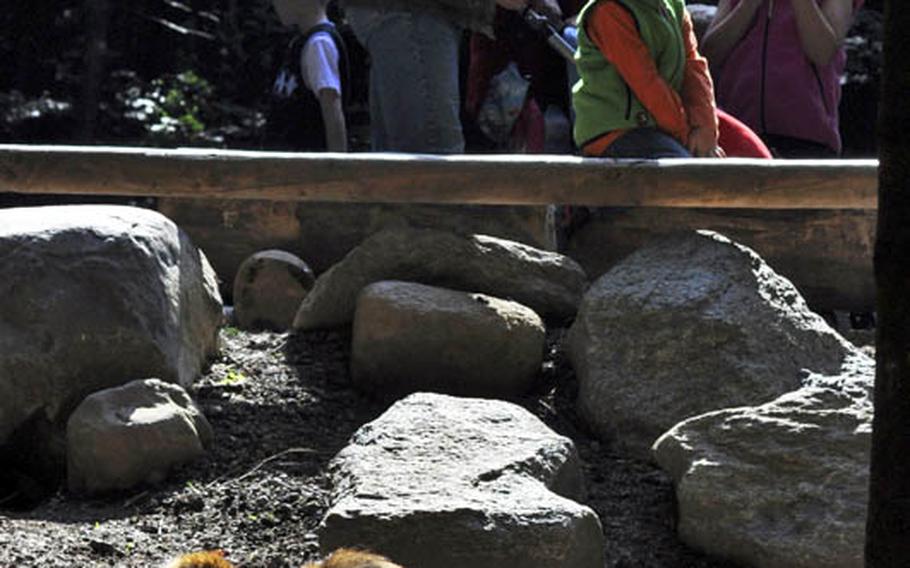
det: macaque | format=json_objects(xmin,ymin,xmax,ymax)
[
  {"xmin": 302, "ymin": 548, "xmax": 404, "ymax": 568},
  {"xmin": 167, "ymin": 548, "xmax": 403, "ymax": 568},
  {"xmin": 165, "ymin": 550, "xmax": 233, "ymax": 568}
]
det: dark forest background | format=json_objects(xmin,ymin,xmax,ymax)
[{"xmin": 0, "ymin": 0, "xmax": 884, "ymax": 156}]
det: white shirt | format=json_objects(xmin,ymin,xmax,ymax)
[{"xmin": 300, "ymin": 24, "xmax": 341, "ymax": 96}]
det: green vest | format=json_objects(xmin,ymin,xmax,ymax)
[{"xmin": 573, "ymin": 0, "xmax": 687, "ymax": 148}]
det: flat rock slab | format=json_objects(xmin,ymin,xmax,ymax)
[
  {"xmin": 351, "ymin": 281, "xmax": 545, "ymax": 398},
  {"xmin": 293, "ymin": 227, "xmax": 587, "ymax": 330},
  {"xmin": 567, "ymin": 230, "xmax": 855, "ymax": 459},
  {"xmin": 232, "ymin": 249, "xmax": 314, "ymax": 331},
  {"xmin": 67, "ymin": 378, "xmax": 212, "ymax": 495},
  {"xmin": 0, "ymin": 205, "xmax": 222, "ymax": 446},
  {"xmin": 319, "ymin": 392, "xmax": 604, "ymax": 568},
  {"xmin": 653, "ymin": 354, "xmax": 873, "ymax": 568}
]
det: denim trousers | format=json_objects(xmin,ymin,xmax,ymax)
[
  {"xmin": 602, "ymin": 127, "xmax": 691, "ymax": 158},
  {"xmin": 346, "ymin": 7, "xmax": 464, "ymax": 153}
]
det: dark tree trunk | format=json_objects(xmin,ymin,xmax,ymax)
[
  {"xmin": 865, "ymin": 0, "xmax": 910, "ymax": 564},
  {"xmin": 78, "ymin": 0, "xmax": 110, "ymax": 141}
]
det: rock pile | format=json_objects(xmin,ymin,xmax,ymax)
[
  {"xmin": 567, "ymin": 230, "xmax": 856, "ymax": 459},
  {"xmin": 0, "ymin": 205, "xmax": 878, "ymax": 568},
  {"xmin": 0, "ymin": 205, "xmax": 221, "ymax": 496}
]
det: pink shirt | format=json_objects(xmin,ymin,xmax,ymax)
[{"xmin": 715, "ymin": 0, "xmax": 863, "ymax": 154}]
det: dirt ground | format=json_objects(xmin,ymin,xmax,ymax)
[{"xmin": 1, "ymin": 325, "xmax": 872, "ymax": 568}]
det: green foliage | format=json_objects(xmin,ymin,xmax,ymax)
[
  {"xmin": 119, "ymin": 71, "xmax": 214, "ymax": 145},
  {"xmin": 218, "ymin": 367, "xmax": 247, "ymax": 385}
]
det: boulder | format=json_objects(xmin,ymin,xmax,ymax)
[
  {"xmin": 653, "ymin": 354, "xmax": 873, "ymax": 568},
  {"xmin": 567, "ymin": 230, "xmax": 856, "ymax": 459},
  {"xmin": 351, "ymin": 281, "xmax": 545, "ymax": 398},
  {"xmin": 562, "ymin": 207, "xmax": 876, "ymax": 313},
  {"xmin": 319, "ymin": 392, "xmax": 604, "ymax": 568},
  {"xmin": 0, "ymin": 205, "xmax": 222, "ymax": 447},
  {"xmin": 67, "ymin": 378, "xmax": 213, "ymax": 494},
  {"xmin": 232, "ymin": 249, "xmax": 315, "ymax": 331},
  {"xmin": 294, "ymin": 227, "xmax": 587, "ymax": 330}
]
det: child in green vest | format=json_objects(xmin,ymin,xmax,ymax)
[{"xmin": 572, "ymin": 0, "xmax": 723, "ymax": 158}]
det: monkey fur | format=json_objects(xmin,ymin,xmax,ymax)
[
  {"xmin": 165, "ymin": 550, "xmax": 234, "ymax": 568},
  {"xmin": 302, "ymin": 548, "xmax": 403, "ymax": 568},
  {"xmin": 167, "ymin": 548, "xmax": 403, "ymax": 568}
]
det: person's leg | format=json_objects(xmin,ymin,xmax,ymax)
[
  {"xmin": 345, "ymin": 6, "xmax": 387, "ymax": 150},
  {"xmin": 347, "ymin": 7, "xmax": 463, "ymax": 153},
  {"xmin": 602, "ymin": 128, "xmax": 691, "ymax": 158}
]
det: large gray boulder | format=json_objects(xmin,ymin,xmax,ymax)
[
  {"xmin": 318, "ymin": 393, "xmax": 604, "ymax": 568},
  {"xmin": 567, "ymin": 230, "xmax": 856, "ymax": 459},
  {"xmin": 67, "ymin": 378, "xmax": 213, "ymax": 494},
  {"xmin": 351, "ymin": 281, "xmax": 545, "ymax": 398},
  {"xmin": 562, "ymin": 207, "xmax": 876, "ymax": 313},
  {"xmin": 0, "ymin": 205, "xmax": 222, "ymax": 447},
  {"xmin": 653, "ymin": 354, "xmax": 873, "ymax": 568},
  {"xmin": 293, "ymin": 227, "xmax": 587, "ymax": 330}
]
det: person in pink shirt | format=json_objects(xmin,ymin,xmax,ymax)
[{"xmin": 701, "ymin": 0, "xmax": 863, "ymax": 157}]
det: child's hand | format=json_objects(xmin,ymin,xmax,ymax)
[{"xmin": 687, "ymin": 126, "xmax": 722, "ymax": 158}]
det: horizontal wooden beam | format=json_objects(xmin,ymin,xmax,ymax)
[{"xmin": 0, "ymin": 145, "xmax": 879, "ymax": 209}]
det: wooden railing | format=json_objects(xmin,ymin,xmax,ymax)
[{"xmin": 0, "ymin": 145, "xmax": 878, "ymax": 210}]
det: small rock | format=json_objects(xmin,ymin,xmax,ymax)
[
  {"xmin": 67, "ymin": 378, "xmax": 212, "ymax": 495},
  {"xmin": 233, "ymin": 250, "xmax": 315, "ymax": 331},
  {"xmin": 351, "ymin": 281, "xmax": 546, "ymax": 398}
]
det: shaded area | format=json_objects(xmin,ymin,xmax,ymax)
[{"xmin": 1, "ymin": 327, "xmax": 742, "ymax": 567}]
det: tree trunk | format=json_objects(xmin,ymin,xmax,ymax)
[
  {"xmin": 78, "ymin": 0, "xmax": 110, "ymax": 141},
  {"xmin": 865, "ymin": 0, "xmax": 910, "ymax": 564}
]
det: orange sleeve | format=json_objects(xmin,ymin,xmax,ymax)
[
  {"xmin": 680, "ymin": 10, "xmax": 718, "ymax": 141},
  {"xmin": 587, "ymin": 2, "xmax": 689, "ymax": 144}
]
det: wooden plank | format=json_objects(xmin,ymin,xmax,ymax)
[{"xmin": 0, "ymin": 145, "xmax": 879, "ymax": 210}]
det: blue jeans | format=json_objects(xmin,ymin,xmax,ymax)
[
  {"xmin": 601, "ymin": 127, "xmax": 691, "ymax": 158},
  {"xmin": 346, "ymin": 7, "xmax": 464, "ymax": 153}
]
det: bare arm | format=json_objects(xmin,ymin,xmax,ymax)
[
  {"xmin": 318, "ymin": 89, "xmax": 347, "ymax": 152},
  {"xmin": 791, "ymin": 0, "xmax": 855, "ymax": 66},
  {"xmin": 700, "ymin": 0, "xmax": 763, "ymax": 67},
  {"xmin": 680, "ymin": 11, "xmax": 722, "ymax": 157}
]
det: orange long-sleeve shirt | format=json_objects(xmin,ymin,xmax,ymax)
[{"xmin": 582, "ymin": 1, "xmax": 718, "ymax": 157}]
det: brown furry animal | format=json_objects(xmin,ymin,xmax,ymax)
[
  {"xmin": 165, "ymin": 550, "xmax": 234, "ymax": 568},
  {"xmin": 301, "ymin": 548, "xmax": 404, "ymax": 568}
]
